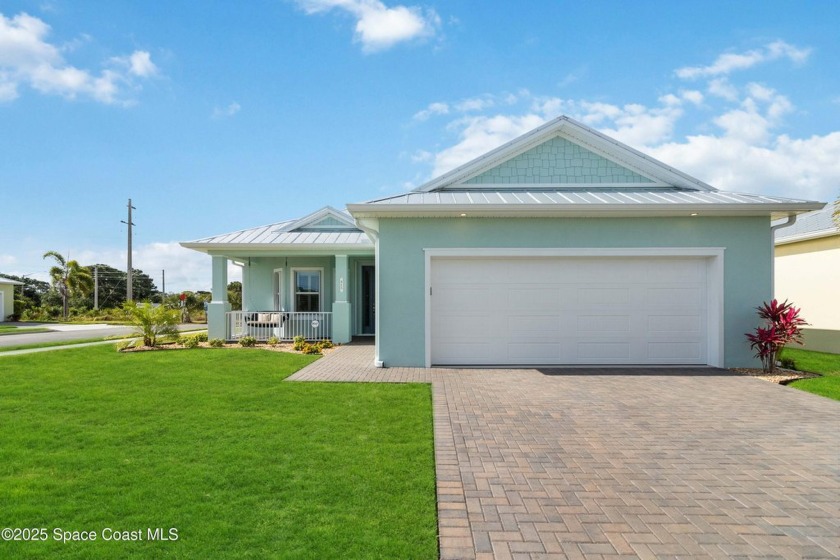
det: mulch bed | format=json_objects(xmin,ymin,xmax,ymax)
[
  {"xmin": 732, "ymin": 367, "xmax": 821, "ymax": 385},
  {"xmin": 119, "ymin": 341, "xmax": 337, "ymax": 356}
]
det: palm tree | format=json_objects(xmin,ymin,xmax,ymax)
[{"xmin": 43, "ymin": 251, "xmax": 94, "ymax": 320}]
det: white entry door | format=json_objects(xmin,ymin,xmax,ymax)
[{"xmin": 430, "ymin": 256, "xmax": 712, "ymax": 366}]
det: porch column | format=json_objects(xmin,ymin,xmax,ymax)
[
  {"xmin": 331, "ymin": 254, "xmax": 352, "ymax": 344},
  {"xmin": 207, "ymin": 256, "xmax": 230, "ymax": 340}
]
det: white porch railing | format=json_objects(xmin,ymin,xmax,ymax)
[{"xmin": 225, "ymin": 311, "xmax": 332, "ymax": 341}]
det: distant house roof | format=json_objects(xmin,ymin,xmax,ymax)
[
  {"xmin": 181, "ymin": 206, "xmax": 372, "ymax": 253},
  {"xmin": 775, "ymin": 203, "xmax": 840, "ymax": 245},
  {"xmin": 348, "ymin": 116, "xmax": 825, "ymax": 220}
]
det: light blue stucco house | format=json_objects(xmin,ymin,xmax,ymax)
[{"xmin": 182, "ymin": 116, "xmax": 823, "ymax": 368}]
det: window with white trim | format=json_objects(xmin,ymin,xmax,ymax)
[{"xmin": 294, "ymin": 270, "xmax": 321, "ymax": 312}]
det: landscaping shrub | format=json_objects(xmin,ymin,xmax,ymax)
[
  {"xmin": 745, "ymin": 299, "xmax": 808, "ymax": 373},
  {"xmin": 293, "ymin": 335, "xmax": 306, "ymax": 351},
  {"xmin": 239, "ymin": 336, "xmax": 257, "ymax": 348},
  {"xmin": 182, "ymin": 336, "xmax": 200, "ymax": 349},
  {"xmin": 124, "ymin": 301, "xmax": 180, "ymax": 348},
  {"xmin": 267, "ymin": 336, "xmax": 280, "ymax": 347},
  {"xmin": 301, "ymin": 343, "xmax": 322, "ymax": 355},
  {"xmin": 209, "ymin": 338, "xmax": 225, "ymax": 348},
  {"xmin": 319, "ymin": 340, "xmax": 334, "ymax": 349}
]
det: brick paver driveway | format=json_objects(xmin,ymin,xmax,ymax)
[{"xmin": 290, "ymin": 343, "xmax": 840, "ymax": 559}]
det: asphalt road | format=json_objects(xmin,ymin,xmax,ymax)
[{"xmin": 0, "ymin": 323, "xmax": 206, "ymax": 348}]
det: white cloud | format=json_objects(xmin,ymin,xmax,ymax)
[
  {"xmin": 680, "ymin": 89, "xmax": 704, "ymax": 105},
  {"xmin": 212, "ymin": 101, "xmax": 241, "ymax": 119},
  {"xmin": 707, "ymin": 78, "xmax": 739, "ymax": 101},
  {"xmin": 650, "ymin": 133, "xmax": 840, "ymax": 201},
  {"xmin": 454, "ymin": 95, "xmax": 495, "ymax": 112},
  {"xmin": 410, "ymin": 149, "xmax": 433, "ymax": 163},
  {"xmin": 432, "ymin": 114, "xmax": 546, "ymax": 176},
  {"xmin": 294, "ymin": 0, "xmax": 440, "ymax": 52},
  {"xmin": 0, "ymin": 12, "xmax": 157, "ymax": 104},
  {"xmin": 676, "ymin": 40, "xmax": 810, "ymax": 79},
  {"xmin": 0, "ymin": 254, "xmax": 18, "ymax": 266},
  {"xmin": 412, "ymin": 101, "xmax": 448, "ymax": 121},
  {"xmin": 123, "ymin": 50, "xmax": 157, "ymax": 77}
]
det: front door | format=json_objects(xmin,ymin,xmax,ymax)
[{"xmin": 361, "ymin": 265, "xmax": 375, "ymax": 334}]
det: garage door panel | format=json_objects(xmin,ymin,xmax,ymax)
[
  {"xmin": 577, "ymin": 315, "xmax": 630, "ymax": 332},
  {"xmin": 507, "ymin": 315, "xmax": 560, "ymax": 340},
  {"xmin": 576, "ymin": 342, "xmax": 631, "ymax": 360},
  {"xmin": 508, "ymin": 288, "xmax": 561, "ymax": 311},
  {"xmin": 645, "ymin": 287, "xmax": 703, "ymax": 307},
  {"xmin": 435, "ymin": 286, "xmax": 493, "ymax": 310},
  {"xmin": 647, "ymin": 342, "xmax": 703, "ymax": 361},
  {"xmin": 431, "ymin": 256, "xmax": 710, "ymax": 366},
  {"xmin": 434, "ymin": 342, "xmax": 495, "ymax": 363},
  {"xmin": 508, "ymin": 343, "xmax": 562, "ymax": 363},
  {"xmin": 648, "ymin": 315, "xmax": 702, "ymax": 333},
  {"xmin": 579, "ymin": 287, "xmax": 629, "ymax": 305}
]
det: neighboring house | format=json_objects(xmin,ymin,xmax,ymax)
[
  {"xmin": 774, "ymin": 203, "xmax": 840, "ymax": 353},
  {"xmin": 182, "ymin": 116, "xmax": 823, "ymax": 368},
  {"xmin": 0, "ymin": 278, "xmax": 24, "ymax": 322}
]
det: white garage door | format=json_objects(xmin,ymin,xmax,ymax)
[{"xmin": 430, "ymin": 256, "xmax": 711, "ymax": 366}]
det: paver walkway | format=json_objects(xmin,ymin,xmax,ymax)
[{"xmin": 288, "ymin": 343, "xmax": 840, "ymax": 559}]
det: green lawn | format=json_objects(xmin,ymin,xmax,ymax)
[
  {"xmin": 0, "ymin": 346, "xmax": 437, "ymax": 559},
  {"xmin": 781, "ymin": 347, "xmax": 840, "ymax": 401}
]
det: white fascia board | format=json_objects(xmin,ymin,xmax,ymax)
[
  {"xmin": 424, "ymin": 247, "xmax": 726, "ymax": 258},
  {"xmin": 180, "ymin": 243, "xmax": 373, "ymax": 256},
  {"xmin": 347, "ymin": 202, "xmax": 825, "ymax": 219}
]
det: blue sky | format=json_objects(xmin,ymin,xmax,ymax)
[{"xmin": 1, "ymin": 0, "xmax": 839, "ymax": 292}]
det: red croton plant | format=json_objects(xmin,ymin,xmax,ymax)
[{"xmin": 745, "ymin": 299, "xmax": 808, "ymax": 373}]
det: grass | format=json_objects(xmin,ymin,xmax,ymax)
[
  {"xmin": 0, "ymin": 346, "xmax": 437, "ymax": 559},
  {"xmin": 781, "ymin": 347, "xmax": 840, "ymax": 401}
]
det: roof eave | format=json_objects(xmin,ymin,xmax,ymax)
[
  {"xmin": 179, "ymin": 242, "xmax": 373, "ymax": 255},
  {"xmin": 347, "ymin": 202, "xmax": 825, "ymax": 220}
]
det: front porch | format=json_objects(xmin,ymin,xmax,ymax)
[
  {"xmin": 181, "ymin": 206, "xmax": 377, "ymax": 346},
  {"xmin": 206, "ymin": 252, "xmax": 375, "ymax": 344}
]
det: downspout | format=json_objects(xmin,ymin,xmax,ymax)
[
  {"xmin": 770, "ymin": 214, "xmax": 797, "ymax": 296},
  {"xmin": 354, "ymin": 218, "xmax": 384, "ymax": 368}
]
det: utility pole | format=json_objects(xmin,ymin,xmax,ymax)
[
  {"xmin": 161, "ymin": 269, "xmax": 165, "ymax": 303},
  {"xmin": 94, "ymin": 265, "xmax": 99, "ymax": 310},
  {"xmin": 121, "ymin": 199, "xmax": 136, "ymax": 302}
]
